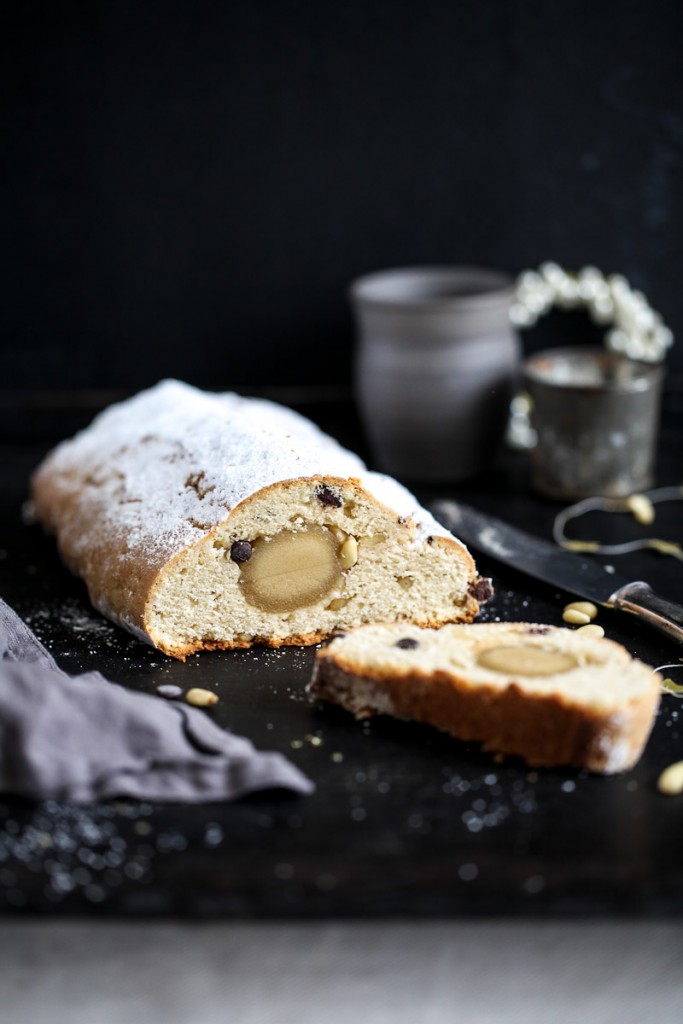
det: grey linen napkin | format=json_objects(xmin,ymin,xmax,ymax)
[{"xmin": 0, "ymin": 598, "xmax": 314, "ymax": 803}]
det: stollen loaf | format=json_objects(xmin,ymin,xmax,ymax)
[
  {"xmin": 308, "ymin": 622, "xmax": 662, "ymax": 772},
  {"xmin": 31, "ymin": 381, "xmax": 489, "ymax": 658}
]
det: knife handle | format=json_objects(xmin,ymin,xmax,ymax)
[{"xmin": 610, "ymin": 581, "xmax": 683, "ymax": 644}]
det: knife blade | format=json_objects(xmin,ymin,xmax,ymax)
[{"xmin": 432, "ymin": 498, "xmax": 683, "ymax": 644}]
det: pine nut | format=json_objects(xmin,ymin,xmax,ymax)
[
  {"xmin": 657, "ymin": 761, "xmax": 683, "ymax": 795},
  {"xmin": 626, "ymin": 494, "xmax": 655, "ymax": 525},
  {"xmin": 562, "ymin": 608, "xmax": 591, "ymax": 625},
  {"xmin": 575, "ymin": 623, "xmax": 605, "ymax": 638},
  {"xmin": 186, "ymin": 688, "xmax": 218, "ymax": 707},
  {"xmin": 564, "ymin": 601, "xmax": 598, "ymax": 620},
  {"xmin": 339, "ymin": 536, "xmax": 358, "ymax": 570}
]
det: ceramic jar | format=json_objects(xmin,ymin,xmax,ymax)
[{"xmin": 351, "ymin": 266, "xmax": 519, "ymax": 482}]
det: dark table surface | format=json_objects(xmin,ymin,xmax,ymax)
[{"xmin": 0, "ymin": 383, "xmax": 681, "ymax": 918}]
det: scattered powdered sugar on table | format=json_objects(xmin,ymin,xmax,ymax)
[
  {"xmin": 662, "ymin": 706, "xmax": 680, "ymax": 740},
  {"xmin": 24, "ymin": 599, "xmax": 125, "ymax": 660},
  {"xmin": 26, "ymin": 598, "xmax": 119, "ymax": 641},
  {"xmin": 0, "ymin": 800, "xmax": 158, "ymax": 907},
  {"xmin": 0, "ymin": 800, "xmax": 245, "ymax": 909},
  {"xmin": 477, "ymin": 587, "xmax": 550, "ymax": 624},
  {"xmin": 442, "ymin": 768, "xmax": 539, "ymax": 828}
]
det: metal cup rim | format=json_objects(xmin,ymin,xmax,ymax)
[{"xmin": 523, "ymin": 346, "xmax": 664, "ymax": 394}]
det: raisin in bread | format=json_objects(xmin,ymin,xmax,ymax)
[
  {"xmin": 31, "ymin": 381, "xmax": 488, "ymax": 659},
  {"xmin": 308, "ymin": 622, "xmax": 661, "ymax": 772}
]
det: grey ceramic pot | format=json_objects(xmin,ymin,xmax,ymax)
[{"xmin": 351, "ymin": 266, "xmax": 519, "ymax": 482}]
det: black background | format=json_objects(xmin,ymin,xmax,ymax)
[{"xmin": 3, "ymin": 0, "xmax": 683, "ymax": 391}]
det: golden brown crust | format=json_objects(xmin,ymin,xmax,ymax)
[
  {"xmin": 159, "ymin": 608, "xmax": 483, "ymax": 661},
  {"xmin": 309, "ymin": 627, "xmax": 661, "ymax": 773},
  {"xmin": 157, "ymin": 628, "xmax": 330, "ymax": 661},
  {"xmin": 32, "ymin": 457, "xmax": 163, "ymax": 637}
]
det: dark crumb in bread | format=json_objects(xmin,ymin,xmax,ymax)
[
  {"xmin": 316, "ymin": 486, "xmax": 342, "ymax": 507},
  {"xmin": 469, "ymin": 577, "xmax": 494, "ymax": 603}
]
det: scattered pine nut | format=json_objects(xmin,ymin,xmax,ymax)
[
  {"xmin": 562, "ymin": 608, "xmax": 591, "ymax": 626},
  {"xmin": 657, "ymin": 761, "xmax": 683, "ymax": 795},
  {"xmin": 626, "ymin": 494, "xmax": 655, "ymax": 525},
  {"xmin": 575, "ymin": 623, "xmax": 605, "ymax": 638},
  {"xmin": 564, "ymin": 601, "xmax": 598, "ymax": 620},
  {"xmin": 185, "ymin": 688, "xmax": 218, "ymax": 707}
]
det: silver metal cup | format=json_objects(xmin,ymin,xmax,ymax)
[{"xmin": 523, "ymin": 347, "xmax": 664, "ymax": 499}]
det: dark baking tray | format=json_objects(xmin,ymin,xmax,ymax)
[{"xmin": 0, "ymin": 387, "xmax": 682, "ymax": 917}]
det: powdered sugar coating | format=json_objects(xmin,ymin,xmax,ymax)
[{"xmin": 36, "ymin": 380, "xmax": 458, "ymax": 575}]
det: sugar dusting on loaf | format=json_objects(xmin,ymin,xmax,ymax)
[
  {"xmin": 31, "ymin": 381, "xmax": 483, "ymax": 656},
  {"xmin": 36, "ymin": 380, "xmax": 456, "ymax": 570}
]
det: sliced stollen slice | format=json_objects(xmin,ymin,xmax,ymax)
[
  {"xmin": 30, "ymin": 380, "xmax": 489, "ymax": 659},
  {"xmin": 308, "ymin": 622, "xmax": 662, "ymax": 773}
]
